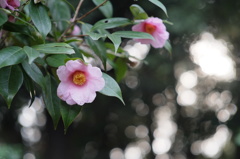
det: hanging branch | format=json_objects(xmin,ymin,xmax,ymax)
[{"xmin": 57, "ymin": 0, "xmax": 108, "ymax": 42}]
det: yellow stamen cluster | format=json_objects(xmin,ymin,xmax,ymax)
[{"xmin": 72, "ymin": 71, "xmax": 86, "ymax": 85}]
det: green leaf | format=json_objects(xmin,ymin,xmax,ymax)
[
  {"xmin": 82, "ymin": 23, "xmax": 107, "ymax": 69},
  {"xmin": 99, "ymin": 73, "xmax": 125, "ymax": 104},
  {"xmin": 91, "ymin": 18, "xmax": 132, "ymax": 31},
  {"xmin": 23, "ymin": 46, "xmax": 40, "ymax": 64},
  {"xmin": 46, "ymin": 54, "xmax": 69, "ymax": 67},
  {"xmin": 0, "ymin": 65, "xmax": 23, "ymax": 108},
  {"xmin": 0, "ymin": 47, "xmax": 26, "ymax": 69},
  {"xmin": 130, "ymin": 4, "xmax": 148, "ymax": 20},
  {"xmin": 113, "ymin": 31, "xmax": 154, "ymax": 40},
  {"xmin": 107, "ymin": 34, "xmax": 121, "ymax": 53},
  {"xmin": 32, "ymin": 43, "xmax": 75, "ymax": 54},
  {"xmin": 29, "ymin": 1, "xmax": 52, "ymax": 38},
  {"xmin": 49, "ymin": 1, "xmax": 71, "ymax": 32},
  {"xmin": 2, "ymin": 22, "xmax": 35, "ymax": 39},
  {"xmin": 42, "ymin": 75, "xmax": 61, "ymax": 128},
  {"xmin": 164, "ymin": 40, "xmax": 172, "ymax": 57},
  {"xmin": 115, "ymin": 58, "xmax": 128, "ymax": 82},
  {"xmin": 87, "ymin": 32, "xmax": 106, "ymax": 40},
  {"xmin": 148, "ymin": 0, "xmax": 168, "ymax": 17},
  {"xmin": 92, "ymin": 0, "xmax": 113, "ymax": 18},
  {"xmin": 0, "ymin": 10, "xmax": 8, "ymax": 26},
  {"xmin": 23, "ymin": 72, "xmax": 36, "ymax": 107},
  {"xmin": 21, "ymin": 60, "xmax": 45, "ymax": 88},
  {"xmin": 60, "ymin": 102, "xmax": 82, "ymax": 133}
]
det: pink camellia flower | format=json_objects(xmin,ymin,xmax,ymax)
[
  {"xmin": 132, "ymin": 17, "xmax": 169, "ymax": 48},
  {"xmin": 71, "ymin": 25, "xmax": 81, "ymax": 36},
  {"xmin": 57, "ymin": 60, "xmax": 105, "ymax": 106},
  {"xmin": 0, "ymin": 0, "xmax": 20, "ymax": 10}
]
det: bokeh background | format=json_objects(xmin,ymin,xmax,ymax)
[{"xmin": 1, "ymin": 0, "xmax": 240, "ymax": 159}]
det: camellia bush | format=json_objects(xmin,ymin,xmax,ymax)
[{"xmin": 0, "ymin": 0, "xmax": 171, "ymax": 131}]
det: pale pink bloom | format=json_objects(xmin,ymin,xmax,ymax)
[
  {"xmin": 0, "ymin": 0, "xmax": 20, "ymax": 10},
  {"xmin": 71, "ymin": 25, "xmax": 81, "ymax": 35},
  {"xmin": 132, "ymin": 17, "xmax": 169, "ymax": 48},
  {"xmin": 57, "ymin": 60, "xmax": 105, "ymax": 106}
]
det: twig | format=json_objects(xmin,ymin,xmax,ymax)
[
  {"xmin": 57, "ymin": 0, "xmax": 108, "ymax": 42},
  {"xmin": 75, "ymin": 0, "xmax": 108, "ymax": 21},
  {"xmin": 57, "ymin": 0, "xmax": 84, "ymax": 42}
]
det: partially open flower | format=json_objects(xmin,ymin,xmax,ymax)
[
  {"xmin": 0, "ymin": 0, "xmax": 20, "ymax": 10},
  {"xmin": 132, "ymin": 17, "xmax": 169, "ymax": 48},
  {"xmin": 57, "ymin": 60, "xmax": 105, "ymax": 106}
]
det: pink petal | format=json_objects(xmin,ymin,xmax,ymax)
[
  {"xmin": 132, "ymin": 22, "xmax": 145, "ymax": 32},
  {"xmin": 57, "ymin": 65, "xmax": 71, "ymax": 82},
  {"xmin": 66, "ymin": 60, "xmax": 86, "ymax": 72},
  {"xmin": 0, "ymin": 0, "xmax": 7, "ymax": 8},
  {"xmin": 86, "ymin": 64, "xmax": 102, "ymax": 78},
  {"xmin": 87, "ymin": 77, "xmax": 105, "ymax": 91},
  {"xmin": 57, "ymin": 82, "xmax": 72, "ymax": 100},
  {"xmin": 70, "ymin": 86, "xmax": 96, "ymax": 105}
]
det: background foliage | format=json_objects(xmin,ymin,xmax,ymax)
[{"xmin": 1, "ymin": 0, "xmax": 240, "ymax": 159}]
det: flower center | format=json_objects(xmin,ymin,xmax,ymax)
[
  {"xmin": 144, "ymin": 23, "xmax": 156, "ymax": 34},
  {"xmin": 72, "ymin": 71, "xmax": 86, "ymax": 85}
]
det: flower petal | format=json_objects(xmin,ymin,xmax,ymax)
[
  {"xmin": 66, "ymin": 60, "xmax": 86, "ymax": 73},
  {"xmin": 70, "ymin": 86, "xmax": 96, "ymax": 105},
  {"xmin": 57, "ymin": 65, "xmax": 71, "ymax": 82}
]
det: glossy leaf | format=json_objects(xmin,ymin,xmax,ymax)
[
  {"xmin": 21, "ymin": 60, "xmax": 45, "ymax": 88},
  {"xmin": 0, "ymin": 10, "xmax": 8, "ymax": 26},
  {"xmin": 113, "ymin": 31, "xmax": 154, "ymax": 40},
  {"xmin": 60, "ymin": 102, "xmax": 82, "ymax": 133},
  {"xmin": 82, "ymin": 23, "xmax": 107, "ymax": 69},
  {"xmin": 99, "ymin": 73, "xmax": 125, "ymax": 104},
  {"xmin": 164, "ymin": 40, "xmax": 172, "ymax": 56},
  {"xmin": 0, "ymin": 47, "xmax": 26, "ymax": 69},
  {"xmin": 107, "ymin": 34, "xmax": 121, "ymax": 53},
  {"xmin": 23, "ymin": 46, "xmax": 40, "ymax": 64},
  {"xmin": 3, "ymin": 22, "xmax": 34, "ymax": 39},
  {"xmin": 42, "ymin": 75, "xmax": 61, "ymax": 128},
  {"xmin": 115, "ymin": 58, "xmax": 128, "ymax": 82},
  {"xmin": 92, "ymin": 0, "xmax": 113, "ymax": 18},
  {"xmin": 32, "ymin": 43, "xmax": 75, "ymax": 54},
  {"xmin": 46, "ymin": 54, "xmax": 69, "ymax": 67},
  {"xmin": 130, "ymin": 4, "xmax": 148, "ymax": 20},
  {"xmin": 0, "ymin": 65, "xmax": 23, "ymax": 108},
  {"xmin": 148, "ymin": 0, "xmax": 168, "ymax": 17},
  {"xmin": 87, "ymin": 32, "xmax": 106, "ymax": 40},
  {"xmin": 29, "ymin": 1, "xmax": 52, "ymax": 38},
  {"xmin": 91, "ymin": 18, "xmax": 131, "ymax": 31},
  {"xmin": 49, "ymin": 1, "xmax": 71, "ymax": 31}
]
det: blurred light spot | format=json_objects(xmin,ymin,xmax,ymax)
[
  {"xmin": 191, "ymin": 140, "xmax": 202, "ymax": 155},
  {"xmin": 135, "ymin": 125, "xmax": 149, "ymax": 138},
  {"xmin": 21, "ymin": 127, "xmax": 41, "ymax": 143},
  {"xmin": 125, "ymin": 75, "xmax": 139, "ymax": 89},
  {"xmin": 191, "ymin": 125, "xmax": 231, "ymax": 158},
  {"xmin": 152, "ymin": 93, "xmax": 167, "ymax": 106},
  {"xmin": 18, "ymin": 107, "xmax": 36, "ymax": 127},
  {"xmin": 152, "ymin": 138, "xmax": 171, "ymax": 155},
  {"xmin": 217, "ymin": 109, "xmax": 230, "ymax": 122},
  {"xmin": 131, "ymin": 98, "xmax": 149, "ymax": 116},
  {"xmin": 155, "ymin": 154, "xmax": 170, "ymax": 159},
  {"xmin": 153, "ymin": 121, "xmax": 177, "ymax": 138},
  {"xmin": 190, "ymin": 32, "xmax": 236, "ymax": 81},
  {"xmin": 179, "ymin": 71, "xmax": 198, "ymax": 88},
  {"xmin": 125, "ymin": 145, "xmax": 142, "ymax": 159},
  {"xmin": 23, "ymin": 153, "xmax": 36, "ymax": 159},
  {"xmin": 177, "ymin": 89, "xmax": 197, "ymax": 106},
  {"xmin": 137, "ymin": 140, "xmax": 151, "ymax": 155},
  {"xmin": 124, "ymin": 41, "xmax": 150, "ymax": 65},
  {"xmin": 227, "ymin": 104, "xmax": 237, "ymax": 115},
  {"xmin": 181, "ymin": 107, "xmax": 199, "ymax": 118},
  {"xmin": 110, "ymin": 148, "xmax": 124, "ymax": 159},
  {"xmin": 125, "ymin": 126, "xmax": 136, "ymax": 139}
]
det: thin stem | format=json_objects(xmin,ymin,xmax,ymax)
[
  {"xmin": 57, "ymin": 0, "xmax": 84, "ymax": 42},
  {"xmin": 75, "ymin": 0, "xmax": 108, "ymax": 21}
]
